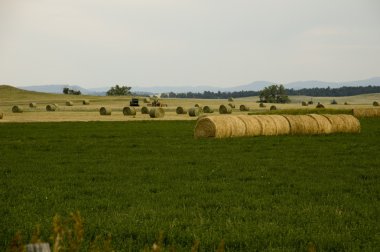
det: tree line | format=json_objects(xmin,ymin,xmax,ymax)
[{"xmin": 160, "ymin": 85, "xmax": 380, "ymax": 99}]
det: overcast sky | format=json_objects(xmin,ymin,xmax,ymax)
[{"xmin": 0, "ymin": 0, "xmax": 379, "ymax": 88}]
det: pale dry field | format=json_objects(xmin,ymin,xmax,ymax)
[{"xmin": 1, "ymin": 85, "xmax": 379, "ymax": 123}]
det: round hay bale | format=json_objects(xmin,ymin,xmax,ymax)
[
  {"xmin": 194, "ymin": 104, "xmax": 202, "ymax": 108},
  {"xmin": 144, "ymin": 97, "xmax": 151, "ymax": 103},
  {"xmin": 99, "ymin": 107, "xmax": 112, "ymax": 115},
  {"xmin": 203, "ymin": 106, "xmax": 214, "ymax": 113},
  {"xmin": 316, "ymin": 103, "xmax": 325, "ymax": 109},
  {"xmin": 141, "ymin": 106, "xmax": 149, "ymax": 114},
  {"xmin": 270, "ymin": 105, "xmax": 277, "ymax": 111},
  {"xmin": 66, "ymin": 101, "xmax": 74, "ymax": 106},
  {"xmin": 373, "ymin": 101, "xmax": 379, "ymax": 106},
  {"xmin": 82, "ymin": 99, "xmax": 90, "ymax": 105},
  {"xmin": 228, "ymin": 103, "xmax": 235, "ymax": 109},
  {"xmin": 29, "ymin": 102, "xmax": 37, "ymax": 108},
  {"xmin": 259, "ymin": 103, "xmax": 266, "ymax": 108},
  {"xmin": 301, "ymin": 101, "xmax": 308, "ymax": 106},
  {"xmin": 282, "ymin": 115, "xmax": 319, "ymax": 135},
  {"xmin": 228, "ymin": 97, "xmax": 234, "ymax": 102},
  {"xmin": 239, "ymin": 105, "xmax": 249, "ymax": 111},
  {"xmin": 344, "ymin": 102, "xmax": 349, "ymax": 105},
  {"xmin": 0, "ymin": 112, "xmax": 3, "ymax": 119},
  {"xmin": 353, "ymin": 108, "xmax": 380, "ymax": 118},
  {"xmin": 194, "ymin": 115, "xmax": 246, "ymax": 138},
  {"xmin": 176, "ymin": 106, "xmax": 187, "ymax": 114},
  {"xmin": 123, "ymin": 106, "xmax": 136, "ymax": 116},
  {"xmin": 46, "ymin": 104, "xmax": 57, "ymax": 111},
  {"xmin": 254, "ymin": 115, "xmax": 278, "ymax": 135},
  {"xmin": 236, "ymin": 115, "xmax": 262, "ymax": 136},
  {"xmin": 149, "ymin": 108, "xmax": 165, "ymax": 118},
  {"xmin": 308, "ymin": 101, "xmax": 314, "ymax": 105},
  {"xmin": 12, "ymin": 105, "xmax": 23, "ymax": 113},
  {"xmin": 307, "ymin": 114, "xmax": 332, "ymax": 134},
  {"xmin": 219, "ymin": 104, "xmax": 232, "ymax": 114},
  {"xmin": 322, "ymin": 114, "xmax": 360, "ymax": 133},
  {"xmin": 188, "ymin": 107, "xmax": 202, "ymax": 117},
  {"xmin": 268, "ymin": 115, "xmax": 290, "ymax": 135}
]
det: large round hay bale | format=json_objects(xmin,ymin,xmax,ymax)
[
  {"xmin": 203, "ymin": 106, "xmax": 214, "ymax": 113},
  {"xmin": 144, "ymin": 97, "xmax": 151, "ymax": 103},
  {"xmin": 307, "ymin": 114, "xmax": 332, "ymax": 134},
  {"xmin": 29, "ymin": 102, "xmax": 37, "ymax": 108},
  {"xmin": 228, "ymin": 97, "xmax": 234, "ymax": 102},
  {"xmin": 236, "ymin": 115, "xmax": 262, "ymax": 136},
  {"xmin": 141, "ymin": 106, "xmax": 149, "ymax": 114},
  {"xmin": 301, "ymin": 101, "xmax": 308, "ymax": 106},
  {"xmin": 322, "ymin": 114, "xmax": 360, "ymax": 133},
  {"xmin": 268, "ymin": 115, "xmax": 290, "ymax": 135},
  {"xmin": 353, "ymin": 108, "xmax": 380, "ymax": 118},
  {"xmin": 254, "ymin": 115, "xmax": 278, "ymax": 135},
  {"xmin": 219, "ymin": 104, "xmax": 232, "ymax": 114},
  {"xmin": 46, "ymin": 104, "xmax": 57, "ymax": 111},
  {"xmin": 270, "ymin": 105, "xmax": 277, "ymax": 111},
  {"xmin": 66, "ymin": 101, "xmax": 74, "ymax": 106},
  {"xmin": 176, "ymin": 106, "xmax": 187, "ymax": 114},
  {"xmin": 188, "ymin": 107, "xmax": 202, "ymax": 117},
  {"xmin": 123, "ymin": 106, "xmax": 136, "ymax": 116},
  {"xmin": 12, "ymin": 105, "xmax": 23, "ymax": 113},
  {"xmin": 99, "ymin": 107, "xmax": 112, "ymax": 115},
  {"xmin": 282, "ymin": 115, "xmax": 319, "ymax": 135},
  {"xmin": 82, "ymin": 99, "xmax": 90, "ymax": 105},
  {"xmin": 373, "ymin": 101, "xmax": 379, "ymax": 106},
  {"xmin": 228, "ymin": 103, "xmax": 235, "ymax": 108},
  {"xmin": 259, "ymin": 103, "xmax": 266, "ymax": 108},
  {"xmin": 239, "ymin": 105, "xmax": 249, "ymax": 111},
  {"xmin": 194, "ymin": 115, "xmax": 246, "ymax": 138},
  {"xmin": 149, "ymin": 108, "xmax": 165, "ymax": 118}
]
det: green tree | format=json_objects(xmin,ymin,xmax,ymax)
[
  {"xmin": 106, "ymin": 85, "xmax": 132, "ymax": 96},
  {"xmin": 259, "ymin": 84, "xmax": 290, "ymax": 103}
]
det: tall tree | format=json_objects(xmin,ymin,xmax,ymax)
[{"xmin": 106, "ymin": 85, "xmax": 132, "ymax": 96}]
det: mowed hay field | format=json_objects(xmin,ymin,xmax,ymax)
[
  {"xmin": 1, "ymin": 119, "xmax": 380, "ymax": 251},
  {"xmin": 1, "ymin": 85, "xmax": 380, "ymax": 123}
]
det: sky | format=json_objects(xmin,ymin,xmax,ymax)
[{"xmin": 0, "ymin": 0, "xmax": 379, "ymax": 88}]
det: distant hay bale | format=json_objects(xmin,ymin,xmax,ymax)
[
  {"xmin": 188, "ymin": 107, "xmax": 202, "ymax": 117},
  {"xmin": 176, "ymin": 106, "xmax": 187, "ymax": 114},
  {"xmin": 144, "ymin": 97, "xmax": 151, "ymax": 103},
  {"xmin": 219, "ymin": 104, "xmax": 232, "ymax": 114},
  {"xmin": 344, "ymin": 102, "xmax": 349, "ymax": 105},
  {"xmin": 99, "ymin": 107, "xmax": 112, "ymax": 115},
  {"xmin": 270, "ymin": 105, "xmax": 277, "ymax": 110},
  {"xmin": 228, "ymin": 103, "xmax": 235, "ymax": 108},
  {"xmin": 308, "ymin": 101, "xmax": 314, "ymax": 105},
  {"xmin": 203, "ymin": 106, "xmax": 214, "ymax": 113},
  {"xmin": 239, "ymin": 105, "xmax": 249, "ymax": 111},
  {"xmin": 322, "ymin": 114, "xmax": 360, "ymax": 133},
  {"xmin": 282, "ymin": 115, "xmax": 320, "ymax": 135},
  {"xmin": 141, "ymin": 106, "xmax": 149, "ymax": 114},
  {"xmin": 149, "ymin": 108, "xmax": 165, "ymax": 118},
  {"xmin": 46, "ymin": 104, "xmax": 57, "ymax": 111},
  {"xmin": 316, "ymin": 103, "xmax": 325, "ymax": 108},
  {"xmin": 12, "ymin": 105, "xmax": 23, "ymax": 113},
  {"xmin": 373, "ymin": 101, "xmax": 379, "ymax": 106},
  {"xmin": 353, "ymin": 108, "xmax": 380, "ymax": 118},
  {"xmin": 194, "ymin": 104, "xmax": 202, "ymax": 108},
  {"xmin": 82, "ymin": 99, "xmax": 90, "ymax": 105},
  {"xmin": 123, "ymin": 106, "xmax": 136, "ymax": 116},
  {"xmin": 0, "ymin": 113, "xmax": 3, "ymax": 119},
  {"xmin": 29, "ymin": 102, "xmax": 37, "ymax": 108},
  {"xmin": 66, "ymin": 101, "xmax": 74, "ymax": 106},
  {"xmin": 307, "ymin": 114, "xmax": 332, "ymax": 134},
  {"xmin": 301, "ymin": 101, "xmax": 308, "ymax": 106},
  {"xmin": 259, "ymin": 103, "xmax": 266, "ymax": 108},
  {"xmin": 228, "ymin": 97, "xmax": 234, "ymax": 102}
]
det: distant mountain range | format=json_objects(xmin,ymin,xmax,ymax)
[{"xmin": 15, "ymin": 77, "xmax": 380, "ymax": 95}]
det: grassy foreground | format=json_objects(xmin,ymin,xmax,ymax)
[{"xmin": 0, "ymin": 119, "xmax": 379, "ymax": 251}]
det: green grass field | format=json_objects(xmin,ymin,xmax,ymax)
[{"xmin": 1, "ymin": 119, "xmax": 379, "ymax": 251}]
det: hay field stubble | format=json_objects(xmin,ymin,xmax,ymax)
[{"xmin": 0, "ymin": 119, "xmax": 379, "ymax": 251}]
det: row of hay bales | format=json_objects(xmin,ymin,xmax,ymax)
[
  {"xmin": 11, "ymin": 100, "xmax": 91, "ymax": 113},
  {"xmin": 100, "ymin": 107, "xmax": 165, "ymax": 118},
  {"xmin": 353, "ymin": 108, "xmax": 380, "ymax": 118},
  {"xmin": 194, "ymin": 114, "xmax": 360, "ymax": 138}
]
